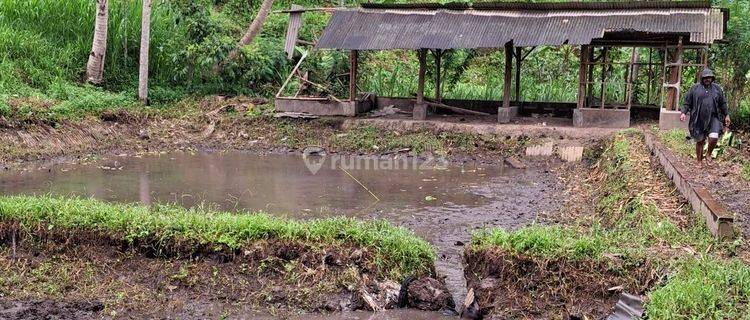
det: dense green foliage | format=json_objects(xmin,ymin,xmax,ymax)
[
  {"xmin": 0, "ymin": 195, "xmax": 436, "ymax": 279},
  {"xmin": 1, "ymin": 0, "xmax": 747, "ymax": 127}
]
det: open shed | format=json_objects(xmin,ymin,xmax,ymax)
[{"xmin": 276, "ymin": 1, "xmax": 727, "ymax": 128}]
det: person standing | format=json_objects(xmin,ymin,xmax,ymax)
[{"xmin": 680, "ymin": 68, "xmax": 731, "ymax": 164}]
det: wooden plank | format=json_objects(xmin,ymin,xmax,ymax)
[
  {"xmin": 276, "ymin": 51, "xmax": 308, "ymax": 98},
  {"xmin": 417, "ymin": 49, "xmax": 426, "ymax": 105},
  {"xmin": 423, "ymin": 100, "xmax": 490, "ymax": 116},
  {"xmin": 502, "ymin": 42, "xmax": 513, "ymax": 109},
  {"xmin": 284, "ymin": 5, "xmax": 303, "ymax": 59},
  {"xmin": 349, "ymin": 50, "xmax": 358, "ymax": 101}
]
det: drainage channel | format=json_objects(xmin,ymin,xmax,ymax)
[{"xmin": 0, "ymin": 151, "xmax": 568, "ymax": 316}]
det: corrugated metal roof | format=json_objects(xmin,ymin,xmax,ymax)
[
  {"xmin": 316, "ymin": 4, "xmax": 725, "ymax": 50},
  {"xmin": 361, "ymin": 1, "xmax": 712, "ymax": 11}
]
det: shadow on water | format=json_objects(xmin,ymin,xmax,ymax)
[{"xmin": 0, "ymin": 151, "xmax": 563, "ymax": 315}]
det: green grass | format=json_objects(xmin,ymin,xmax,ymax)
[
  {"xmin": 471, "ymin": 225, "xmax": 608, "ymax": 260},
  {"xmin": 0, "ymin": 195, "xmax": 436, "ymax": 280},
  {"xmin": 657, "ymin": 128, "xmax": 695, "ymax": 158},
  {"xmin": 647, "ymin": 257, "xmax": 750, "ymax": 320},
  {"xmin": 742, "ymin": 162, "xmax": 750, "ymax": 181}
]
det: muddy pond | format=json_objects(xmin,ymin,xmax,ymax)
[{"xmin": 0, "ymin": 151, "xmax": 563, "ymax": 316}]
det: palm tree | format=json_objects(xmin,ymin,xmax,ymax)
[
  {"xmin": 138, "ymin": 0, "xmax": 151, "ymax": 103},
  {"xmin": 85, "ymin": 0, "xmax": 109, "ymax": 84},
  {"xmin": 215, "ymin": 0, "xmax": 275, "ymax": 72}
]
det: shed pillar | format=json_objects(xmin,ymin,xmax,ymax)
[
  {"xmin": 434, "ymin": 49, "xmax": 442, "ymax": 103},
  {"xmin": 515, "ymin": 47, "xmax": 522, "ymax": 101},
  {"xmin": 665, "ymin": 37, "xmax": 683, "ymax": 110},
  {"xmin": 499, "ymin": 42, "xmax": 516, "ymax": 123},
  {"xmin": 414, "ymin": 49, "xmax": 428, "ymax": 120},
  {"xmin": 349, "ymin": 50, "xmax": 358, "ymax": 101},
  {"xmin": 577, "ymin": 45, "xmax": 590, "ymax": 109}
]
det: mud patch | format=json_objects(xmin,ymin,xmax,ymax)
[
  {"xmin": 463, "ymin": 248, "xmax": 654, "ymax": 319},
  {"xmin": 0, "ymin": 299, "xmax": 103, "ymax": 319}
]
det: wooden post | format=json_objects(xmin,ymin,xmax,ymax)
[
  {"xmin": 600, "ymin": 47, "xmax": 608, "ymax": 109},
  {"xmin": 626, "ymin": 47, "xmax": 638, "ymax": 109},
  {"xmin": 503, "ymin": 42, "xmax": 513, "ymax": 109},
  {"xmin": 349, "ymin": 50, "xmax": 358, "ymax": 101},
  {"xmin": 434, "ymin": 49, "xmax": 442, "ymax": 103},
  {"xmin": 646, "ymin": 48, "xmax": 653, "ymax": 104},
  {"xmin": 515, "ymin": 47, "xmax": 522, "ymax": 101},
  {"xmin": 414, "ymin": 49, "xmax": 428, "ymax": 120},
  {"xmin": 577, "ymin": 45, "xmax": 590, "ymax": 109},
  {"xmin": 417, "ymin": 49, "xmax": 426, "ymax": 104},
  {"xmin": 665, "ymin": 37, "xmax": 683, "ymax": 110},
  {"xmin": 588, "ymin": 47, "xmax": 595, "ymax": 97}
]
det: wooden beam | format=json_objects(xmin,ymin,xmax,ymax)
[
  {"xmin": 515, "ymin": 46, "xmax": 522, "ymax": 101},
  {"xmin": 349, "ymin": 50, "xmax": 358, "ymax": 101},
  {"xmin": 600, "ymin": 47, "xmax": 608, "ymax": 109},
  {"xmin": 417, "ymin": 49, "xmax": 427, "ymax": 105},
  {"xmin": 577, "ymin": 45, "xmax": 590, "ymax": 109},
  {"xmin": 503, "ymin": 42, "xmax": 513, "ymax": 109},
  {"xmin": 434, "ymin": 49, "xmax": 442, "ymax": 103}
]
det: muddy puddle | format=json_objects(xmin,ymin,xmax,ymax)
[{"xmin": 0, "ymin": 151, "xmax": 563, "ymax": 317}]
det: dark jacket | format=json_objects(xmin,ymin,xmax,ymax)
[{"xmin": 681, "ymin": 68, "xmax": 728, "ymax": 139}]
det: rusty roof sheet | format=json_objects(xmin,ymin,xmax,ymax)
[{"xmin": 316, "ymin": 5, "xmax": 725, "ymax": 50}]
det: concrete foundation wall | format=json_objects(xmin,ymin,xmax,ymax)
[
  {"xmin": 375, "ymin": 96, "xmax": 576, "ymax": 117},
  {"xmin": 275, "ymin": 98, "xmax": 373, "ymax": 116},
  {"xmin": 644, "ymin": 132, "xmax": 734, "ymax": 240},
  {"xmin": 573, "ymin": 108, "xmax": 630, "ymax": 128},
  {"xmin": 659, "ymin": 109, "xmax": 690, "ymax": 131}
]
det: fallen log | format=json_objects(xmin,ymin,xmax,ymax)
[{"xmin": 415, "ymin": 100, "xmax": 490, "ymax": 116}]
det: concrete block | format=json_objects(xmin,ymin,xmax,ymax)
[
  {"xmin": 275, "ymin": 98, "xmax": 374, "ymax": 116},
  {"xmin": 659, "ymin": 109, "xmax": 689, "ymax": 131},
  {"xmin": 573, "ymin": 108, "xmax": 630, "ymax": 128},
  {"xmin": 497, "ymin": 106, "xmax": 518, "ymax": 123},
  {"xmin": 413, "ymin": 103, "xmax": 428, "ymax": 120}
]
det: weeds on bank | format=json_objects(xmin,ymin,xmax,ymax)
[
  {"xmin": 471, "ymin": 130, "xmax": 749, "ymax": 318},
  {"xmin": 656, "ymin": 128, "xmax": 694, "ymax": 158},
  {"xmin": 0, "ymin": 195, "xmax": 435, "ymax": 280},
  {"xmin": 647, "ymin": 257, "xmax": 750, "ymax": 320}
]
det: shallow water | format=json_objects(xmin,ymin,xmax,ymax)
[{"xmin": 0, "ymin": 151, "xmax": 562, "ymax": 315}]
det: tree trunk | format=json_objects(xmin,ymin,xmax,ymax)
[
  {"xmin": 138, "ymin": 0, "xmax": 151, "ymax": 104},
  {"xmin": 86, "ymin": 0, "xmax": 109, "ymax": 84},
  {"xmin": 217, "ymin": 0, "xmax": 275, "ymax": 71}
]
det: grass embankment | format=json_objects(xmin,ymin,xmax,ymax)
[
  {"xmin": 467, "ymin": 130, "xmax": 750, "ymax": 319},
  {"xmin": 0, "ymin": 195, "xmax": 434, "ymax": 280}
]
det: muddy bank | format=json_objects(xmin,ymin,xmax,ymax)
[
  {"xmin": 0, "ymin": 150, "xmax": 569, "ymax": 309},
  {"xmin": 462, "ymin": 248, "xmax": 653, "ymax": 319},
  {"xmin": 0, "ymin": 235, "xmax": 452, "ymax": 318},
  {"xmin": 0, "ymin": 114, "xmax": 519, "ymax": 170}
]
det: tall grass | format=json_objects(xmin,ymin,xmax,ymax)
[
  {"xmin": 647, "ymin": 257, "xmax": 750, "ymax": 320},
  {"xmin": 0, "ymin": 0, "xmax": 185, "ymax": 90},
  {"xmin": 0, "ymin": 195, "xmax": 436, "ymax": 279}
]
